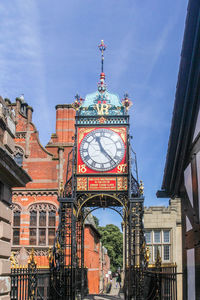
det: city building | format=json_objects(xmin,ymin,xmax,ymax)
[
  {"xmin": 99, "ymin": 245, "xmax": 110, "ymax": 293},
  {"xmin": 157, "ymin": 0, "xmax": 200, "ymax": 298},
  {"xmin": 144, "ymin": 198, "xmax": 182, "ymax": 300},
  {"xmin": 80, "ymin": 214, "xmax": 111, "ymax": 294},
  {"xmin": 0, "ymin": 96, "xmax": 31, "ymax": 300},
  {"xmin": 9, "ymin": 96, "xmax": 109, "ymax": 294}
]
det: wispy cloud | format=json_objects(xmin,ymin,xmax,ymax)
[
  {"xmin": 144, "ymin": 14, "xmax": 181, "ymax": 84},
  {"xmin": 0, "ymin": 0, "xmax": 48, "ymax": 125}
]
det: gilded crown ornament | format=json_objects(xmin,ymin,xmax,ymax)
[
  {"xmin": 72, "ymin": 94, "xmax": 84, "ymax": 111},
  {"xmin": 122, "ymin": 93, "xmax": 132, "ymax": 111}
]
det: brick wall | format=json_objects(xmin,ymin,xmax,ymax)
[{"xmin": 11, "ymin": 99, "xmax": 104, "ymax": 294}]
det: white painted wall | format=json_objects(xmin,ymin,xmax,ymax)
[
  {"xmin": 184, "ymin": 164, "xmax": 193, "ymax": 207},
  {"xmin": 187, "ymin": 248, "xmax": 195, "ymax": 300}
]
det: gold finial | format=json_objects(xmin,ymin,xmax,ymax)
[
  {"xmin": 145, "ymin": 247, "xmax": 150, "ymax": 264},
  {"xmin": 28, "ymin": 248, "xmax": 36, "ymax": 268},
  {"xmin": 56, "ymin": 238, "xmax": 60, "ymax": 250},
  {"xmin": 48, "ymin": 247, "xmax": 53, "ymax": 264},
  {"xmin": 10, "ymin": 252, "xmax": 18, "ymax": 268},
  {"xmin": 139, "ymin": 180, "xmax": 144, "ymax": 195}
]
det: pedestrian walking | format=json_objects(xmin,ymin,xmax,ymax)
[{"xmin": 116, "ymin": 273, "xmax": 121, "ymax": 288}]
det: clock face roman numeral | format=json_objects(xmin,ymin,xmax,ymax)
[{"xmin": 83, "ymin": 155, "xmax": 90, "ymax": 161}]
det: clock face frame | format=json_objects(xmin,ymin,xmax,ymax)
[{"xmin": 79, "ymin": 128, "xmax": 125, "ymax": 172}]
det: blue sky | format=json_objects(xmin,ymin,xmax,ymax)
[{"xmin": 0, "ymin": 0, "xmax": 188, "ymax": 227}]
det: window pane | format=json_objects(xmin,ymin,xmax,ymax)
[
  {"xmin": 13, "ymin": 211, "xmax": 20, "ymax": 226},
  {"xmin": 163, "ymin": 245, "xmax": 170, "ymax": 261},
  {"xmin": 39, "ymin": 211, "xmax": 46, "ymax": 226},
  {"xmin": 39, "ymin": 229, "xmax": 46, "ymax": 246},
  {"xmin": 48, "ymin": 229, "xmax": 55, "ymax": 245},
  {"xmin": 163, "ymin": 230, "xmax": 170, "ymax": 243},
  {"xmin": 30, "ymin": 229, "xmax": 36, "ymax": 245},
  {"xmin": 154, "ymin": 231, "xmax": 161, "ymax": 243},
  {"xmin": 30, "ymin": 211, "xmax": 37, "ymax": 226},
  {"xmin": 49, "ymin": 211, "xmax": 56, "ymax": 226},
  {"xmin": 145, "ymin": 231, "xmax": 151, "ymax": 244},
  {"xmin": 13, "ymin": 229, "xmax": 20, "ymax": 245}
]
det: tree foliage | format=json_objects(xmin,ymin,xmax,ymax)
[
  {"xmin": 93, "ymin": 216, "xmax": 99, "ymax": 227},
  {"xmin": 98, "ymin": 223, "xmax": 123, "ymax": 272}
]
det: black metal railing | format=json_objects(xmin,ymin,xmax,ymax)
[
  {"xmin": 143, "ymin": 266, "xmax": 177, "ymax": 300},
  {"xmin": 11, "ymin": 268, "xmax": 50, "ymax": 300},
  {"xmin": 124, "ymin": 265, "xmax": 177, "ymax": 300},
  {"xmin": 11, "ymin": 266, "xmax": 88, "ymax": 300}
]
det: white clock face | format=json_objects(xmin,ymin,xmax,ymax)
[{"xmin": 80, "ymin": 128, "xmax": 125, "ymax": 171}]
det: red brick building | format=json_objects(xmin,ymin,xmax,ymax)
[{"xmin": 10, "ymin": 96, "xmax": 109, "ymax": 294}]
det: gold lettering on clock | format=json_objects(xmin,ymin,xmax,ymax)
[
  {"xmin": 95, "ymin": 103, "xmax": 109, "ymax": 115},
  {"xmin": 78, "ymin": 164, "xmax": 87, "ymax": 173},
  {"xmin": 117, "ymin": 164, "xmax": 127, "ymax": 173}
]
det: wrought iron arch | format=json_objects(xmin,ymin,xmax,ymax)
[
  {"xmin": 76, "ymin": 193, "xmax": 128, "ymax": 220},
  {"xmin": 82, "ymin": 206, "xmax": 125, "ymax": 223}
]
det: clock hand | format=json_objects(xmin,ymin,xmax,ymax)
[{"xmin": 95, "ymin": 137, "xmax": 115, "ymax": 163}]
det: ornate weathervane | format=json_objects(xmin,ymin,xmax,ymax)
[{"xmin": 98, "ymin": 40, "xmax": 107, "ymax": 73}]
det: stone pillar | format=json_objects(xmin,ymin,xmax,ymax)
[
  {"xmin": 0, "ymin": 186, "xmax": 12, "ymax": 300},
  {"xmin": 20, "ymin": 211, "xmax": 30, "ymax": 247}
]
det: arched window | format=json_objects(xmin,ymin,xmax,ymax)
[
  {"xmin": 12, "ymin": 210, "xmax": 21, "ymax": 245},
  {"xmin": 29, "ymin": 204, "xmax": 56, "ymax": 246},
  {"xmin": 48, "ymin": 211, "xmax": 56, "ymax": 245}
]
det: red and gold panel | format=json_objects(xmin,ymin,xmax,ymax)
[
  {"xmin": 77, "ymin": 177, "xmax": 87, "ymax": 191},
  {"xmin": 88, "ymin": 177, "xmax": 116, "ymax": 191},
  {"xmin": 117, "ymin": 177, "xmax": 128, "ymax": 191},
  {"xmin": 77, "ymin": 127, "xmax": 127, "ymax": 175},
  {"xmin": 76, "ymin": 177, "xmax": 128, "ymax": 191}
]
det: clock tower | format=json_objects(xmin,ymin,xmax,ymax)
[
  {"xmin": 50, "ymin": 41, "xmax": 145, "ymax": 300},
  {"xmin": 73, "ymin": 41, "xmax": 132, "ymax": 201}
]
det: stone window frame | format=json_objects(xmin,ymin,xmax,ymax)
[
  {"xmin": 144, "ymin": 229, "xmax": 171, "ymax": 263},
  {"xmin": 12, "ymin": 203, "xmax": 22, "ymax": 246},
  {"xmin": 29, "ymin": 203, "xmax": 57, "ymax": 247}
]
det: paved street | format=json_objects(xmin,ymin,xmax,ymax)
[{"xmin": 84, "ymin": 278, "xmax": 124, "ymax": 300}]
